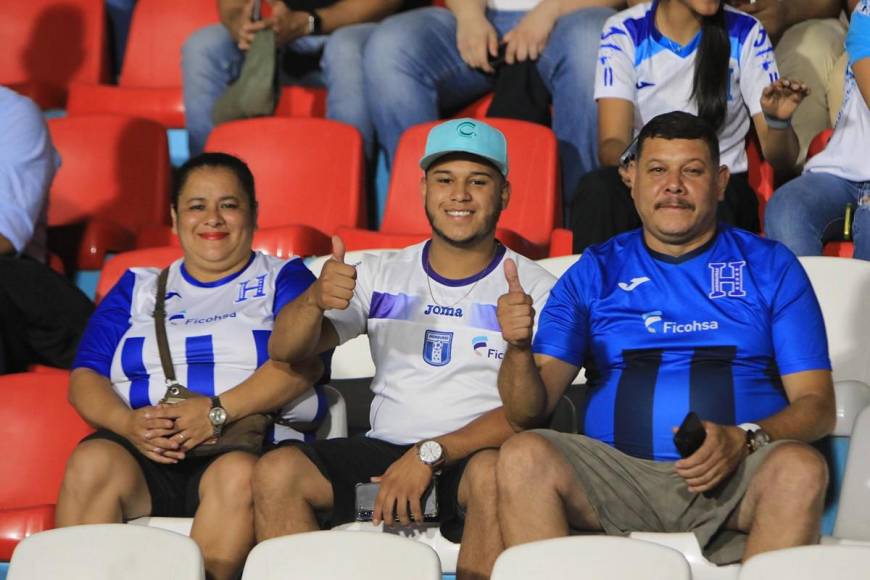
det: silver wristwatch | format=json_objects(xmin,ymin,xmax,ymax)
[
  {"xmin": 208, "ymin": 396, "xmax": 228, "ymax": 438},
  {"xmin": 416, "ymin": 440, "xmax": 446, "ymax": 469},
  {"xmin": 739, "ymin": 423, "xmax": 771, "ymax": 454}
]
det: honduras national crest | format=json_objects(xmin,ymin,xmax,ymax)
[{"xmin": 423, "ymin": 330, "xmax": 453, "ymax": 367}]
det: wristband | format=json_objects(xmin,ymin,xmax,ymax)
[
  {"xmin": 763, "ymin": 112, "xmax": 791, "ymax": 130},
  {"xmin": 305, "ymin": 10, "xmax": 322, "ymax": 35}
]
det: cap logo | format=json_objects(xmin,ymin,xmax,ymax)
[{"xmin": 457, "ymin": 121, "xmax": 477, "ymax": 138}]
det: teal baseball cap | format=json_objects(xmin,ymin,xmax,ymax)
[{"xmin": 419, "ymin": 118, "xmax": 509, "ymax": 176}]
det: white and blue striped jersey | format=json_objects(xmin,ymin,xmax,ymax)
[
  {"xmin": 325, "ymin": 241, "xmax": 555, "ymax": 445},
  {"xmin": 595, "ymin": 1, "xmax": 777, "ymax": 173},
  {"xmin": 805, "ymin": 0, "xmax": 870, "ymax": 182},
  {"xmin": 74, "ymin": 251, "xmax": 327, "ymax": 443}
]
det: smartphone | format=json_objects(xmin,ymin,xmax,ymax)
[
  {"xmin": 354, "ymin": 482, "xmax": 438, "ymax": 523},
  {"xmin": 673, "ymin": 411, "xmax": 706, "ymax": 458},
  {"xmin": 252, "ymin": 0, "xmax": 261, "ymax": 22},
  {"xmin": 619, "ymin": 134, "xmax": 639, "ymax": 167}
]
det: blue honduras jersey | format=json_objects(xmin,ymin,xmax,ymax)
[
  {"xmin": 74, "ymin": 252, "xmax": 328, "ymax": 443},
  {"xmin": 533, "ymin": 226, "xmax": 830, "ymax": 461}
]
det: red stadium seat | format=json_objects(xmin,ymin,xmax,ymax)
[
  {"xmin": 746, "ymin": 132, "xmax": 775, "ymax": 227},
  {"xmin": 99, "ymin": 226, "xmax": 327, "ymax": 301},
  {"xmin": 47, "ymin": 114, "xmax": 171, "ymax": 271},
  {"xmin": 0, "ymin": 0, "xmax": 109, "ymax": 109},
  {"xmin": 67, "ymin": 0, "xmax": 218, "ymax": 127},
  {"xmin": 808, "ymin": 128, "xmax": 834, "ymax": 160},
  {"xmin": 0, "ymin": 371, "xmax": 93, "ymax": 559},
  {"xmin": 274, "ymin": 86, "xmax": 328, "ymax": 118},
  {"xmin": 339, "ymin": 118, "xmax": 560, "ymax": 259},
  {"xmin": 203, "ymin": 117, "xmax": 365, "ymax": 248},
  {"xmin": 548, "ymin": 228, "xmax": 574, "ymax": 257}
]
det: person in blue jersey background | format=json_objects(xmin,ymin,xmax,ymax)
[
  {"xmin": 55, "ymin": 153, "xmax": 326, "ymax": 580},
  {"xmin": 493, "ymin": 111, "xmax": 835, "ymax": 565}
]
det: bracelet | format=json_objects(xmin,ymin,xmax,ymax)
[
  {"xmin": 763, "ymin": 112, "xmax": 791, "ymax": 130},
  {"xmin": 305, "ymin": 10, "xmax": 322, "ymax": 35}
]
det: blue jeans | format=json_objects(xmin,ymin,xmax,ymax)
[
  {"xmin": 765, "ymin": 172, "xmax": 870, "ymax": 260},
  {"xmin": 363, "ymin": 6, "xmax": 614, "ymax": 206},
  {"xmin": 182, "ymin": 23, "xmax": 378, "ymax": 157}
]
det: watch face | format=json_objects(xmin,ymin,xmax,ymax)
[
  {"xmin": 419, "ymin": 440, "xmax": 443, "ymax": 465},
  {"xmin": 209, "ymin": 407, "xmax": 227, "ymax": 426}
]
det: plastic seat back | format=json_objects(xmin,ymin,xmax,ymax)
[
  {"xmin": 8, "ymin": 524, "xmax": 204, "ymax": 580},
  {"xmin": 47, "ymin": 114, "xmax": 171, "ymax": 269},
  {"xmin": 0, "ymin": 372, "xmax": 91, "ymax": 511},
  {"xmin": 491, "ymin": 536, "xmax": 690, "ymax": 580},
  {"xmin": 120, "ymin": 0, "xmax": 218, "ymax": 88},
  {"xmin": 241, "ymin": 531, "xmax": 441, "ymax": 580},
  {"xmin": 738, "ymin": 544, "xmax": 870, "ymax": 580},
  {"xmin": 205, "ymin": 117, "xmax": 365, "ymax": 234},
  {"xmin": 384, "ymin": 119, "xmax": 559, "ymax": 251},
  {"xmin": 0, "ymin": 0, "xmax": 108, "ymax": 108}
]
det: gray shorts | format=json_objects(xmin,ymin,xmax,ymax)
[{"xmin": 532, "ymin": 429, "xmax": 782, "ymax": 565}]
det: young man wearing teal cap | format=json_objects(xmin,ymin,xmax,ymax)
[{"xmin": 255, "ymin": 118, "xmax": 555, "ymax": 579}]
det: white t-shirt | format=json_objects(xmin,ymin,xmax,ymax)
[
  {"xmin": 325, "ymin": 241, "xmax": 555, "ymax": 445},
  {"xmin": 74, "ymin": 252, "xmax": 326, "ymax": 443},
  {"xmin": 595, "ymin": 1, "xmax": 777, "ymax": 173},
  {"xmin": 804, "ymin": 0, "xmax": 870, "ymax": 182},
  {"xmin": 487, "ymin": 0, "xmax": 540, "ymax": 11}
]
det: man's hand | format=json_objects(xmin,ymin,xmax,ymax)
[
  {"xmin": 760, "ymin": 78, "xmax": 810, "ymax": 124},
  {"xmin": 371, "ymin": 447, "xmax": 435, "ymax": 526},
  {"xmin": 270, "ymin": 1, "xmax": 312, "ymax": 47},
  {"xmin": 121, "ymin": 406, "xmax": 185, "ymax": 464},
  {"xmin": 312, "ymin": 236, "xmax": 357, "ymax": 311},
  {"xmin": 236, "ymin": 0, "xmax": 269, "ymax": 50},
  {"xmin": 732, "ymin": 0, "xmax": 791, "ymax": 44},
  {"xmin": 456, "ymin": 12, "xmax": 500, "ymax": 74},
  {"xmin": 161, "ymin": 397, "xmax": 218, "ymax": 452},
  {"xmin": 502, "ymin": 2, "xmax": 559, "ymax": 64},
  {"xmin": 675, "ymin": 422, "xmax": 747, "ymax": 493},
  {"xmin": 497, "ymin": 258, "xmax": 535, "ymax": 349}
]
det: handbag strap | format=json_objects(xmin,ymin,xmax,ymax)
[{"xmin": 153, "ymin": 267, "xmax": 178, "ymax": 384}]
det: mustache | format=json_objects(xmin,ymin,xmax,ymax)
[{"xmin": 654, "ymin": 198, "xmax": 694, "ymax": 210}]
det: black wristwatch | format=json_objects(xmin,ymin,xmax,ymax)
[
  {"xmin": 208, "ymin": 396, "xmax": 228, "ymax": 438},
  {"xmin": 739, "ymin": 423, "xmax": 771, "ymax": 454},
  {"xmin": 305, "ymin": 10, "xmax": 322, "ymax": 35}
]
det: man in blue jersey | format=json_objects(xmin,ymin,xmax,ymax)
[{"xmin": 494, "ymin": 111, "xmax": 835, "ymax": 565}]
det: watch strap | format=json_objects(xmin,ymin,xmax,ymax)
[{"xmin": 305, "ymin": 10, "xmax": 322, "ymax": 35}]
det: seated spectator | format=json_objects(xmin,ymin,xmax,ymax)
[
  {"xmin": 363, "ymin": 0, "xmax": 622, "ymax": 204},
  {"xmin": 0, "ymin": 86, "xmax": 93, "ymax": 375},
  {"xmin": 571, "ymin": 0, "xmax": 808, "ymax": 253},
  {"xmin": 765, "ymin": 0, "xmax": 869, "ymax": 261},
  {"xmin": 182, "ymin": 0, "xmax": 417, "ymax": 158},
  {"xmin": 493, "ymin": 111, "xmax": 834, "ymax": 566},
  {"xmin": 729, "ymin": 0, "xmax": 849, "ymax": 164},
  {"xmin": 56, "ymin": 153, "xmax": 326, "ymax": 580},
  {"xmin": 254, "ymin": 119, "xmax": 556, "ymax": 580}
]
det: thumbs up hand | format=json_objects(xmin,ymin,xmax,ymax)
[
  {"xmin": 313, "ymin": 236, "xmax": 357, "ymax": 311},
  {"xmin": 497, "ymin": 258, "xmax": 535, "ymax": 348}
]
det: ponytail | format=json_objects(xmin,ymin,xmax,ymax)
[{"xmin": 691, "ymin": 5, "xmax": 729, "ymax": 131}]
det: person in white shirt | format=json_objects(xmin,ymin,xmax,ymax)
[
  {"xmin": 571, "ymin": 0, "xmax": 809, "ymax": 253},
  {"xmin": 765, "ymin": 0, "xmax": 870, "ymax": 261},
  {"xmin": 254, "ymin": 118, "xmax": 555, "ymax": 580}
]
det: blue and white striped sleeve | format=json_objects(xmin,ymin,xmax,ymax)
[{"xmin": 73, "ymin": 270, "xmax": 136, "ymax": 377}]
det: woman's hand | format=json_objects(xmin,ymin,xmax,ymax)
[
  {"xmin": 502, "ymin": 2, "xmax": 559, "ymax": 64},
  {"xmin": 121, "ymin": 406, "xmax": 184, "ymax": 464},
  {"xmin": 760, "ymin": 78, "xmax": 810, "ymax": 124},
  {"xmin": 162, "ymin": 397, "xmax": 218, "ymax": 452}
]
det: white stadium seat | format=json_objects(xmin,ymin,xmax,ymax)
[
  {"xmin": 491, "ymin": 536, "xmax": 690, "ymax": 580},
  {"xmin": 240, "ymin": 530, "xmax": 441, "ymax": 580},
  {"xmin": 8, "ymin": 524, "xmax": 203, "ymax": 580},
  {"xmin": 738, "ymin": 544, "xmax": 870, "ymax": 580}
]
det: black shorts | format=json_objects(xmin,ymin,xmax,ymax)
[
  {"xmin": 281, "ymin": 435, "xmax": 470, "ymax": 542},
  {"xmin": 82, "ymin": 429, "xmax": 224, "ymax": 517}
]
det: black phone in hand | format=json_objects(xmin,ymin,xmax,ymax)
[{"xmin": 673, "ymin": 411, "xmax": 706, "ymax": 458}]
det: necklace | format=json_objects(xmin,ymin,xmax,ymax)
[{"xmin": 424, "ymin": 244, "xmax": 496, "ymax": 308}]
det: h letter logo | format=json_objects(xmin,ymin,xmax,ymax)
[
  {"xmin": 236, "ymin": 274, "xmax": 267, "ymax": 303},
  {"xmin": 708, "ymin": 262, "xmax": 746, "ymax": 299}
]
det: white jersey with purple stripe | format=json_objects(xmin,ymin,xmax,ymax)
[
  {"xmin": 805, "ymin": 0, "xmax": 870, "ymax": 182},
  {"xmin": 325, "ymin": 241, "xmax": 555, "ymax": 445},
  {"xmin": 73, "ymin": 251, "xmax": 326, "ymax": 443},
  {"xmin": 595, "ymin": 1, "xmax": 777, "ymax": 173}
]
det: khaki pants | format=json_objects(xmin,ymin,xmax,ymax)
[{"xmin": 775, "ymin": 18, "xmax": 848, "ymax": 165}]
